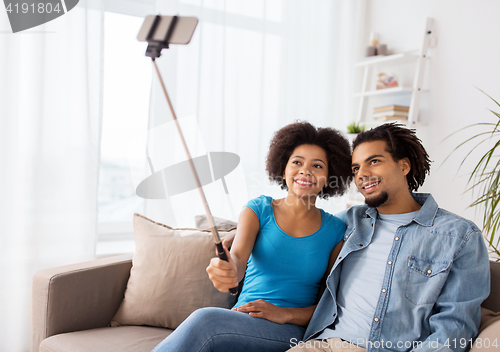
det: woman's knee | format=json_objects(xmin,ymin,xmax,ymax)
[
  {"xmin": 182, "ymin": 307, "xmax": 231, "ymax": 331},
  {"xmin": 188, "ymin": 307, "xmax": 229, "ymax": 321},
  {"xmin": 152, "ymin": 308, "xmax": 233, "ymax": 352}
]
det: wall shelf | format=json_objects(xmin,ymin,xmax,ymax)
[
  {"xmin": 355, "ymin": 52, "xmax": 420, "ymax": 68},
  {"xmin": 353, "ymin": 86, "xmax": 414, "ymax": 97},
  {"xmin": 353, "ymin": 17, "xmax": 435, "ymax": 127}
]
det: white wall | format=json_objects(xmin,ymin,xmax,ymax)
[{"xmin": 367, "ymin": 0, "xmax": 500, "ymax": 227}]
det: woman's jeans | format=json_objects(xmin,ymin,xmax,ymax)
[{"xmin": 151, "ymin": 307, "xmax": 305, "ymax": 352}]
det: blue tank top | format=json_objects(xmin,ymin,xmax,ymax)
[{"xmin": 233, "ymin": 195, "xmax": 345, "ymax": 309}]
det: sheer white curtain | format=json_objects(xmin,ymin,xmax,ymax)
[
  {"xmin": 140, "ymin": 0, "xmax": 367, "ymax": 225},
  {"xmin": 0, "ymin": 1, "xmax": 103, "ymax": 350}
]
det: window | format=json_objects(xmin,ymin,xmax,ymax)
[
  {"xmin": 97, "ymin": 1, "xmax": 287, "ymax": 255},
  {"xmin": 97, "ymin": 11, "xmax": 151, "ymax": 255}
]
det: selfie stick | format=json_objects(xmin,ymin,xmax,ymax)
[{"xmin": 141, "ymin": 15, "xmax": 238, "ymax": 295}]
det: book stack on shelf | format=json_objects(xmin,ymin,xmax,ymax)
[{"xmin": 372, "ymin": 105, "xmax": 409, "ymax": 122}]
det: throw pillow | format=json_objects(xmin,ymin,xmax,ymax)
[
  {"xmin": 110, "ymin": 213, "xmax": 238, "ymax": 329},
  {"xmin": 194, "ymin": 214, "xmax": 237, "ymax": 231}
]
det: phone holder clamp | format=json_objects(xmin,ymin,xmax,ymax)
[{"xmin": 145, "ymin": 15, "xmax": 178, "ymax": 59}]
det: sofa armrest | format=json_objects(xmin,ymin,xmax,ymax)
[
  {"xmin": 481, "ymin": 261, "xmax": 500, "ymax": 312},
  {"xmin": 470, "ymin": 319, "xmax": 500, "ymax": 351},
  {"xmin": 32, "ymin": 254, "xmax": 133, "ymax": 352}
]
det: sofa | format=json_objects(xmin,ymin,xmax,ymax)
[
  {"xmin": 32, "ymin": 213, "xmax": 242, "ymax": 352},
  {"xmin": 32, "ymin": 251, "xmax": 500, "ymax": 352}
]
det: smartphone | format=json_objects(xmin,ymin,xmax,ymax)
[{"xmin": 137, "ymin": 15, "xmax": 198, "ymax": 45}]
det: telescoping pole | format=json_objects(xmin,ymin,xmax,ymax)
[{"xmin": 151, "ymin": 59, "xmax": 238, "ymax": 296}]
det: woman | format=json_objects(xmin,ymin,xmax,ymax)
[{"xmin": 152, "ymin": 121, "xmax": 352, "ymax": 352}]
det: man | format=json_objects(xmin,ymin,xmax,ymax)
[{"xmin": 288, "ymin": 123, "xmax": 490, "ymax": 352}]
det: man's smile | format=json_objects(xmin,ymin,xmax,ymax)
[{"xmin": 360, "ymin": 180, "xmax": 380, "ymax": 193}]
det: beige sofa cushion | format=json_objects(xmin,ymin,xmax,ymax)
[
  {"xmin": 471, "ymin": 309, "xmax": 500, "ymax": 351},
  {"xmin": 39, "ymin": 326, "xmax": 171, "ymax": 352},
  {"xmin": 110, "ymin": 214, "xmax": 237, "ymax": 329}
]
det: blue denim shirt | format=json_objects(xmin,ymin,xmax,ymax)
[{"xmin": 304, "ymin": 194, "xmax": 490, "ymax": 352}]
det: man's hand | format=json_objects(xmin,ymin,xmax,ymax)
[
  {"xmin": 206, "ymin": 247, "xmax": 239, "ymax": 293},
  {"xmin": 232, "ymin": 299, "xmax": 292, "ymax": 324}
]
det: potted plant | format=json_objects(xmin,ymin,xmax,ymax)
[
  {"xmin": 446, "ymin": 91, "xmax": 500, "ymax": 260},
  {"xmin": 346, "ymin": 122, "xmax": 365, "ymax": 145},
  {"xmin": 347, "ymin": 122, "xmax": 365, "ymax": 134}
]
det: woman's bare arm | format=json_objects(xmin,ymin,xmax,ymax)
[
  {"xmin": 206, "ymin": 207, "xmax": 259, "ymax": 292},
  {"xmin": 234, "ymin": 300, "xmax": 316, "ymax": 326},
  {"xmin": 317, "ymin": 240, "xmax": 343, "ymax": 301}
]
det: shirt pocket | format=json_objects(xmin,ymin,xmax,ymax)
[{"xmin": 405, "ymin": 257, "xmax": 451, "ymax": 305}]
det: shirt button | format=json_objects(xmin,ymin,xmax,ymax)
[
  {"xmin": 371, "ymin": 223, "xmax": 374, "ymax": 227},
  {"xmin": 374, "ymin": 317, "xmax": 379, "ymax": 322},
  {"xmin": 359, "ymin": 244, "xmax": 363, "ymax": 247},
  {"xmin": 388, "ymin": 261, "xmax": 393, "ymax": 265},
  {"xmin": 427, "ymin": 269, "xmax": 432, "ymax": 274},
  {"xmin": 338, "ymin": 256, "xmax": 342, "ymax": 260},
  {"xmin": 395, "ymin": 237, "xmax": 400, "ymax": 241},
  {"xmin": 382, "ymin": 289, "xmax": 387, "ymax": 293}
]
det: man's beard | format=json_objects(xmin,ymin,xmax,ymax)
[{"xmin": 365, "ymin": 191, "xmax": 389, "ymax": 208}]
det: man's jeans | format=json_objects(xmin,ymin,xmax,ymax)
[{"xmin": 151, "ymin": 307, "xmax": 305, "ymax": 352}]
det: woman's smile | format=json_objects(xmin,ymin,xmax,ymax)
[{"xmin": 294, "ymin": 178, "xmax": 315, "ymax": 188}]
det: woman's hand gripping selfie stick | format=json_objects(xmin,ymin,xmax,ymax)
[{"xmin": 138, "ymin": 15, "xmax": 238, "ymax": 295}]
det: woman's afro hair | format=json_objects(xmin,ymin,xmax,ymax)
[{"xmin": 266, "ymin": 121, "xmax": 352, "ymax": 199}]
